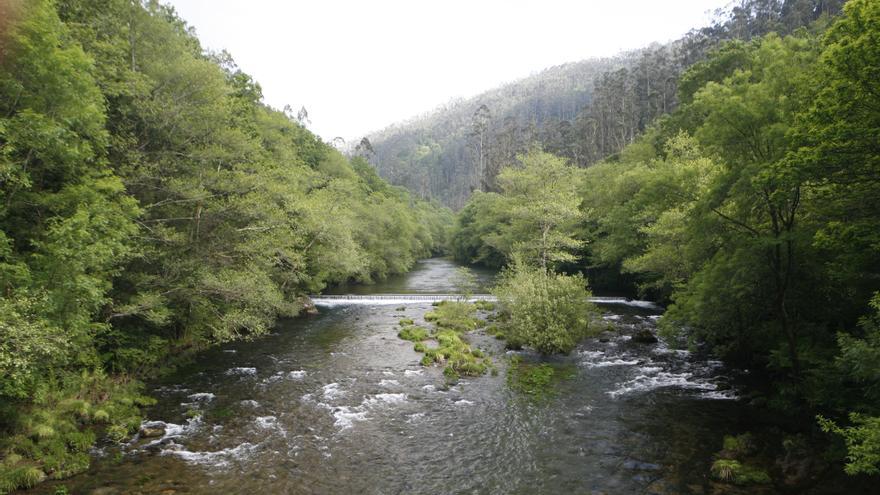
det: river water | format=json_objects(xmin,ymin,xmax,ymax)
[{"xmin": 30, "ymin": 259, "xmax": 856, "ymax": 494}]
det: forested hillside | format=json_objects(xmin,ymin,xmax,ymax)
[
  {"xmin": 452, "ymin": 0, "xmax": 880, "ymax": 478},
  {"xmin": 363, "ymin": 0, "xmax": 844, "ymax": 208},
  {"xmin": 0, "ymin": 0, "xmax": 451, "ymax": 490}
]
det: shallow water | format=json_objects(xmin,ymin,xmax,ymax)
[{"xmin": 29, "ymin": 259, "xmax": 859, "ymax": 494}]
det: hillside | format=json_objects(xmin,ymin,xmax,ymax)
[{"xmin": 360, "ymin": 0, "xmax": 844, "ymax": 208}]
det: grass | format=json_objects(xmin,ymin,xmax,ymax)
[
  {"xmin": 485, "ymin": 325, "xmax": 506, "ymax": 340},
  {"xmin": 424, "ymin": 301, "xmax": 483, "ymax": 332},
  {"xmin": 506, "ymin": 356, "xmax": 576, "ymax": 399},
  {"xmin": 474, "ymin": 300, "xmax": 496, "ymax": 311},
  {"xmin": 710, "ymin": 459, "xmax": 771, "ymax": 485},
  {"xmin": 398, "ymin": 325, "xmax": 429, "ymax": 342},
  {"xmin": 711, "ymin": 432, "xmax": 771, "ymax": 485},
  {"xmin": 418, "ymin": 330, "xmax": 491, "ymax": 378},
  {"xmin": 722, "ymin": 433, "xmax": 756, "ymax": 457},
  {"xmin": 0, "ymin": 372, "xmax": 153, "ymax": 493},
  {"xmin": 396, "ymin": 301, "xmax": 493, "ymax": 382}
]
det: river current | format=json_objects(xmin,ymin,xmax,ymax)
[{"xmin": 31, "ymin": 259, "xmax": 833, "ymax": 494}]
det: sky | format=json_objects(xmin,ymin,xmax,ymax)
[{"xmin": 166, "ymin": 0, "xmax": 733, "ymax": 141}]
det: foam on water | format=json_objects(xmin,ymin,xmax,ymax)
[
  {"xmin": 186, "ymin": 392, "xmax": 215, "ymax": 402},
  {"xmin": 407, "ymin": 412, "xmax": 426, "ymax": 423},
  {"xmin": 608, "ymin": 371, "xmax": 717, "ymax": 398},
  {"xmin": 161, "ymin": 442, "xmax": 258, "ymax": 468},
  {"xmin": 364, "ymin": 393, "xmax": 407, "ymax": 406},
  {"xmin": 322, "ymin": 383, "xmax": 345, "ymax": 399},
  {"xmin": 579, "ymin": 349, "xmax": 640, "ymax": 368},
  {"xmin": 333, "ymin": 406, "xmax": 368, "ymax": 429},
  {"xmin": 225, "ymin": 367, "xmax": 257, "ymax": 376},
  {"xmin": 379, "ymin": 379, "xmax": 400, "ymax": 387}
]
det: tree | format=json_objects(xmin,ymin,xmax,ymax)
[
  {"xmin": 470, "ymin": 104, "xmax": 491, "ymax": 191},
  {"xmin": 492, "ymin": 150, "xmax": 583, "ymax": 271},
  {"xmin": 494, "ymin": 256, "xmax": 595, "ymax": 354},
  {"xmin": 354, "ymin": 137, "xmax": 375, "ymax": 161}
]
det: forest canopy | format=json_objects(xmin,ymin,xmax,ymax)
[{"xmin": 0, "ymin": 0, "xmax": 451, "ymax": 489}]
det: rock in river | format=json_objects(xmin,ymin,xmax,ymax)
[{"xmin": 632, "ymin": 328, "xmax": 659, "ymax": 344}]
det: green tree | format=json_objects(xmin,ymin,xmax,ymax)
[
  {"xmin": 494, "ymin": 257, "xmax": 595, "ymax": 354},
  {"xmin": 491, "ymin": 150, "xmax": 584, "ymax": 271}
]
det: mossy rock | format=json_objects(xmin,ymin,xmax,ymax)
[{"xmin": 398, "ymin": 318, "xmax": 415, "ymax": 326}]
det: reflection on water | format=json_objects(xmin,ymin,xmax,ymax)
[{"xmin": 29, "ymin": 259, "xmax": 865, "ymax": 494}]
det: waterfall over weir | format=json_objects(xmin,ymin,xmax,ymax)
[{"xmin": 310, "ymin": 294, "xmax": 660, "ymax": 309}]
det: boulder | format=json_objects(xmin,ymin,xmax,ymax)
[
  {"xmin": 632, "ymin": 328, "xmax": 658, "ymax": 344},
  {"xmin": 139, "ymin": 423, "xmax": 166, "ymax": 438},
  {"xmin": 300, "ymin": 296, "xmax": 319, "ymax": 315}
]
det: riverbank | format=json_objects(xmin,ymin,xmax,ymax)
[{"xmin": 19, "ymin": 259, "xmax": 870, "ymax": 494}]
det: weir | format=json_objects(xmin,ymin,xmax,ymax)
[{"xmin": 310, "ymin": 294, "xmax": 660, "ymax": 309}]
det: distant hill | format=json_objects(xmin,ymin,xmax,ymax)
[{"xmin": 357, "ymin": 0, "xmax": 844, "ymax": 209}]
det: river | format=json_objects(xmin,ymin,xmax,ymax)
[{"xmin": 29, "ymin": 259, "xmax": 859, "ymax": 494}]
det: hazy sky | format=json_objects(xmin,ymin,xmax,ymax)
[{"xmin": 166, "ymin": 0, "xmax": 732, "ymax": 141}]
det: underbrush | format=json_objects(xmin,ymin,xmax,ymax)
[
  {"xmin": 0, "ymin": 372, "xmax": 153, "ymax": 494},
  {"xmin": 709, "ymin": 433, "xmax": 771, "ymax": 485}
]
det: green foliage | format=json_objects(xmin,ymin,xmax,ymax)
[
  {"xmin": 816, "ymin": 293, "xmax": 880, "ymax": 476},
  {"xmin": 0, "ymin": 1, "xmax": 454, "ymax": 490},
  {"xmin": 449, "ymin": 191, "xmax": 508, "ymax": 267},
  {"xmin": 0, "ymin": 371, "xmax": 146, "ymax": 492},
  {"xmin": 409, "ymin": 302, "xmax": 492, "ymax": 379},
  {"xmin": 398, "ymin": 318, "xmax": 415, "ymax": 327},
  {"xmin": 452, "ymin": 151, "xmax": 584, "ymax": 270},
  {"xmin": 0, "ymin": 466, "xmax": 45, "ymax": 493},
  {"xmin": 506, "ymin": 356, "xmax": 576, "ymax": 399},
  {"xmin": 819, "ymin": 413, "xmax": 880, "ymax": 476},
  {"xmin": 722, "ymin": 433, "xmax": 756, "ymax": 458},
  {"xmin": 494, "ymin": 260, "xmax": 596, "ymax": 354},
  {"xmin": 425, "ymin": 301, "xmax": 482, "ymax": 332},
  {"xmin": 710, "ymin": 459, "xmax": 771, "ymax": 485},
  {"xmin": 398, "ymin": 326, "xmax": 429, "ymax": 342},
  {"xmin": 452, "ymin": 266, "xmax": 478, "ymax": 299},
  {"xmin": 474, "ymin": 300, "xmax": 495, "ymax": 311}
]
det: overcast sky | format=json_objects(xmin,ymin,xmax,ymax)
[{"xmin": 165, "ymin": 0, "xmax": 732, "ymax": 141}]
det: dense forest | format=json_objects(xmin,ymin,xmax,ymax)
[
  {"xmin": 452, "ymin": 0, "xmax": 880, "ymax": 481},
  {"xmin": 362, "ymin": 0, "xmax": 846, "ymax": 208},
  {"xmin": 0, "ymin": 0, "xmax": 451, "ymax": 490},
  {"xmin": 2, "ymin": 0, "xmax": 879, "ymax": 493}
]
